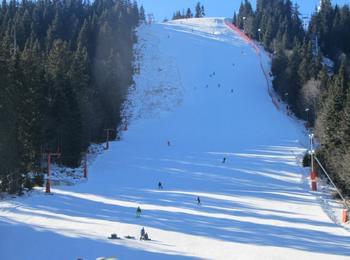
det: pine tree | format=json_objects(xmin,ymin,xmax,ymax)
[
  {"xmin": 195, "ymin": 2, "xmax": 203, "ymax": 18},
  {"xmin": 340, "ymin": 90, "xmax": 350, "ymax": 151},
  {"xmin": 139, "ymin": 5, "xmax": 146, "ymax": 22},
  {"xmin": 186, "ymin": 8, "xmax": 193, "ymax": 18},
  {"xmin": 0, "ymin": 0, "xmax": 140, "ymax": 193},
  {"xmin": 232, "ymin": 12, "xmax": 237, "ymax": 25},
  {"xmin": 323, "ymin": 75, "xmax": 346, "ymax": 150}
]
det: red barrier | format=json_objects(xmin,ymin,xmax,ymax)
[
  {"xmin": 342, "ymin": 209, "xmax": 349, "ymax": 223},
  {"xmin": 311, "ymin": 180, "xmax": 317, "ymax": 191},
  {"xmin": 310, "ymin": 171, "xmax": 317, "ymax": 180},
  {"xmin": 224, "ymin": 20, "xmax": 280, "ymax": 111},
  {"xmin": 310, "ymin": 171, "xmax": 317, "ymax": 191},
  {"xmin": 225, "ymin": 22, "xmax": 259, "ymax": 53}
]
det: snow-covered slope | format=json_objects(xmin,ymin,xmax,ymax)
[{"xmin": 1, "ymin": 18, "xmax": 350, "ymax": 260}]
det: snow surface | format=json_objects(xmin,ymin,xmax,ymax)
[{"xmin": 1, "ymin": 18, "xmax": 350, "ymax": 260}]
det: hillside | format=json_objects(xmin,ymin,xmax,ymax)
[{"xmin": 0, "ymin": 18, "xmax": 349, "ymax": 260}]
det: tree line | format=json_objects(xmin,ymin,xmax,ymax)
[
  {"xmin": 234, "ymin": 0, "xmax": 350, "ymax": 195},
  {"xmin": 172, "ymin": 2, "xmax": 205, "ymax": 20},
  {"xmin": 0, "ymin": 0, "xmax": 145, "ymax": 194}
]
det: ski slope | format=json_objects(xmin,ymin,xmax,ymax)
[{"xmin": 1, "ymin": 18, "xmax": 350, "ymax": 260}]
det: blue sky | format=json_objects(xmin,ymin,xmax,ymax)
[{"xmin": 138, "ymin": 0, "xmax": 350, "ymax": 21}]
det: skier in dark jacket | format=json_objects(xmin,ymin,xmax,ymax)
[
  {"xmin": 140, "ymin": 227, "xmax": 145, "ymax": 240},
  {"xmin": 158, "ymin": 182, "xmax": 163, "ymax": 189},
  {"xmin": 136, "ymin": 206, "xmax": 142, "ymax": 217},
  {"xmin": 197, "ymin": 196, "xmax": 201, "ymax": 205}
]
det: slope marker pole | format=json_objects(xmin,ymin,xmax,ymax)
[
  {"xmin": 104, "ymin": 129, "xmax": 114, "ymax": 150},
  {"xmin": 44, "ymin": 152, "xmax": 61, "ymax": 194}
]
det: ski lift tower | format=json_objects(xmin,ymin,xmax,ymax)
[{"xmin": 147, "ymin": 13, "xmax": 155, "ymax": 25}]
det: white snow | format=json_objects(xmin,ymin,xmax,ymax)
[{"xmin": 1, "ymin": 18, "xmax": 350, "ymax": 260}]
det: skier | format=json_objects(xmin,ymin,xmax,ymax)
[
  {"xmin": 136, "ymin": 206, "xmax": 142, "ymax": 217},
  {"xmin": 140, "ymin": 227, "xmax": 145, "ymax": 240},
  {"xmin": 222, "ymin": 157, "xmax": 226, "ymax": 163},
  {"xmin": 158, "ymin": 182, "xmax": 163, "ymax": 189},
  {"xmin": 144, "ymin": 232, "xmax": 150, "ymax": 240},
  {"xmin": 197, "ymin": 196, "xmax": 201, "ymax": 205},
  {"xmin": 231, "ymin": 89, "xmax": 234, "ymax": 93},
  {"xmin": 167, "ymin": 140, "xmax": 171, "ymax": 146}
]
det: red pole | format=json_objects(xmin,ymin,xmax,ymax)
[
  {"xmin": 311, "ymin": 180, "xmax": 317, "ymax": 191},
  {"xmin": 310, "ymin": 172, "xmax": 317, "ymax": 191},
  {"xmin": 83, "ymin": 154, "xmax": 88, "ymax": 178},
  {"xmin": 342, "ymin": 209, "xmax": 349, "ymax": 223},
  {"xmin": 46, "ymin": 153, "xmax": 51, "ymax": 193}
]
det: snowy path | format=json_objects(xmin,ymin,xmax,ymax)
[{"xmin": 1, "ymin": 18, "xmax": 350, "ymax": 260}]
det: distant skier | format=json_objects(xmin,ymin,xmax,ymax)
[
  {"xmin": 158, "ymin": 182, "xmax": 163, "ymax": 189},
  {"xmin": 140, "ymin": 227, "xmax": 145, "ymax": 240},
  {"xmin": 136, "ymin": 206, "xmax": 142, "ymax": 217},
  {"xmin": 231, "ymin": 89, "xmax": 234, "ymax": 93},
  {"xmin": 218, "ymin": 83, "xmax": 221, "ymax": 88},
  {"xmin": 167, "ymin": 140, "xmax": 171, "ymax": 146},
  {"xmin": 197, "ymin": 196, "xmax": 201, "ymax": 205},
  {"xmin": 144, "ymin": 232, "xmax": 150, "ymax": 240},
  {"xmin": 222, "ymin": 157, "xmax": 226, "ymax": 163}
]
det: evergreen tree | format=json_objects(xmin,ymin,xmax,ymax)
[
  {"xmin": 232, "ymin": 12, "xmax": 237, "ymax": 25},
  {"xmin": 139, "ymin": 5, "xmax": 146, "ymax": 22},
  {"xmin": 186, "ymin": 8, "xmax": 193, "ymax": 18},
  {"xmin": 0, "ymin": 0, "xmax": 141, "ymax": 193},
  {"xmin": 195, "ymin": 2, "xmax": 204, "ymax": 18}
]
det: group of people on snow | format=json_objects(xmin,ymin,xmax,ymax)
[
  {"xmin": 132, "ymin": 142, "xmax": 229, "ymax": 241},
  {"xmin": 206, "ymin": 70, "xmax": 236, "ymax": 93},
  {"xmin": 140, "ymin": 227, "xmax": 150, "ymax": 240}
]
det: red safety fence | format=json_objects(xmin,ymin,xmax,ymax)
[{"xmin": 224, "ymin": 20, "xmax": 280, "ymax": 111}]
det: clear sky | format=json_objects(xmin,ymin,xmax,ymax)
[{"xmin": 138, "ymin": 0, "xmax": 350, "ymax": 21}]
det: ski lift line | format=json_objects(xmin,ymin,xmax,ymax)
[{"xmin": 314, "ymin": 156, "xmax": 350, "ymax": 210}]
